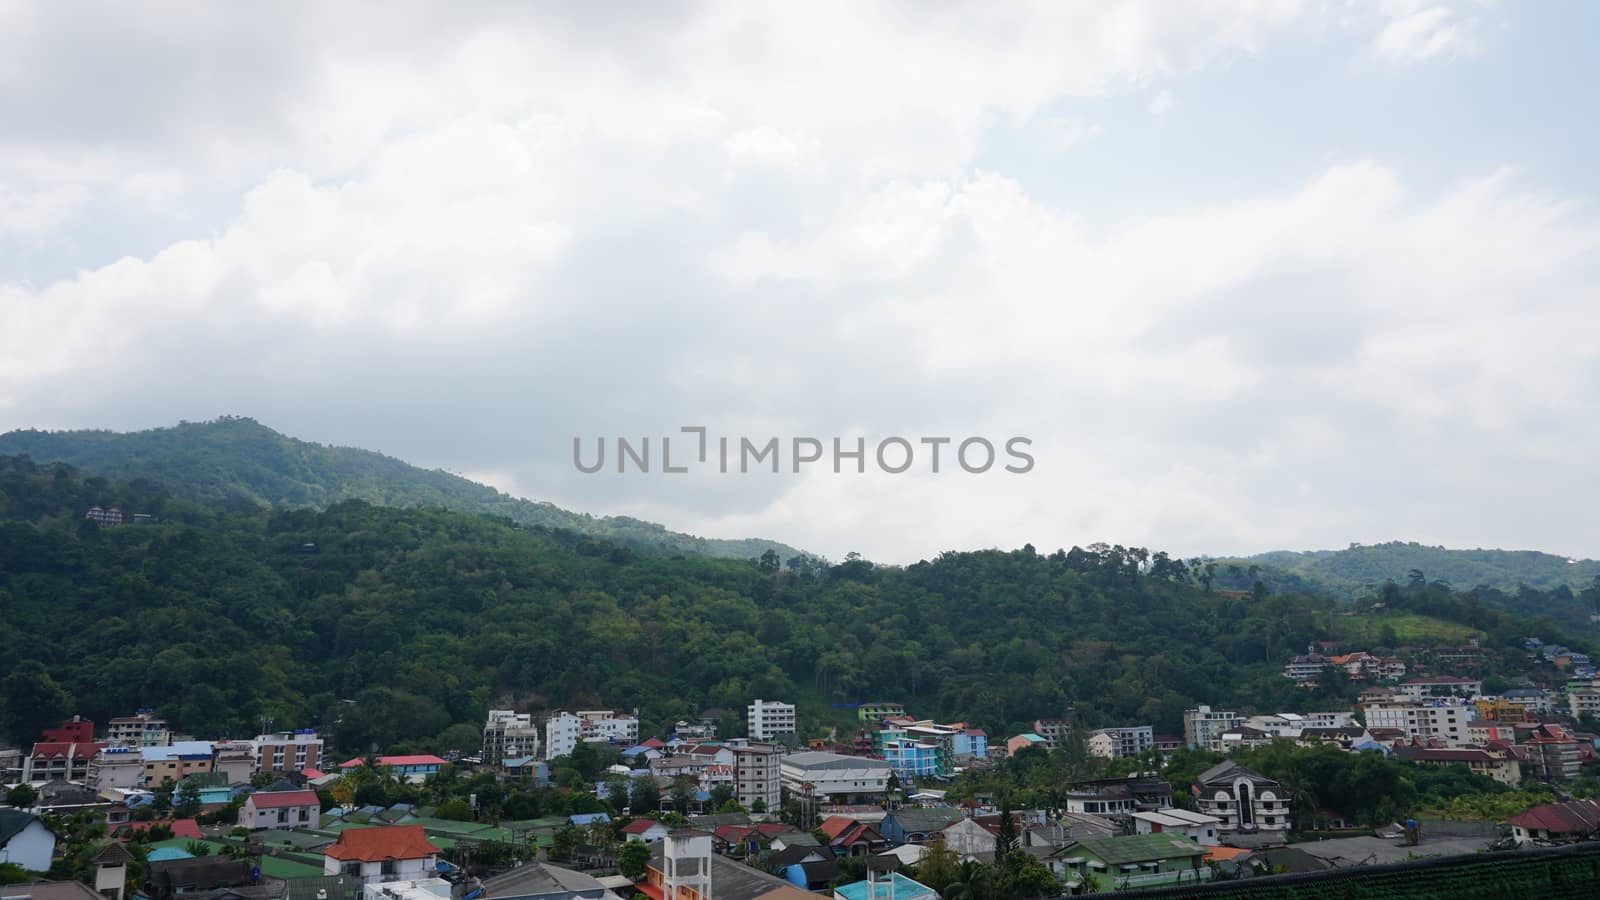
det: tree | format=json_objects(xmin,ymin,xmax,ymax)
[
  {"xmin": 994, "ymin": 798, "xmax": 1019, "ymax": 857},
  {"xmin": 153, "ymin": 781, "xmax": 174, "ymax": 816},
  {"xmin": 606, "ymin": 779, "xmax": 632, "ymax": 815},
  {"xmin": 750, "ymin": 798, "xmax": 767, "ymax": 813},
  {"xmin": 436, "ymin": 799, "xmax": 473, "ymax": 821},
  {"xmin": 708, "ymin": 784, "xmax": 735, "ymax": 810},
  {"xmin": 994, "ymin": 850, "xmax": 1057, "ymax": 900},
  {"xmin": 175, "ymin": 780, "xmax": 203, "ymax": 818},
  {"xmin": 629, "ymin": 777, "xmax": 661, "ymax": 816},
  {"xmin": 669, "ymin": 780, "xmax": 696, "ymax": 815},
  {"xmin": 0, "ymin": 661, "xmax": 73, "ymax": 744},
  {"xmin": 552, "ymin": 826, "xmax": 584, "ymax": 861},
  {"xmin": 184, "ymin": 840, "xmax": 212, "ymax": 857},
  {"xmin": 914, "ymin": 841, "xmax": 959, "ymax": 893},
  {"xmin": 941, "ymin": 861, "xmax": 991, "ymax": 900},
  {"xmin": 618, "ymin": 840, "xmax": 651, "ymax": 879},
  {"xmin": 6, "ymin": 784, "xmax": 37, "ymax": 810},
  {"xmin": 757, "ymin": 550, "xmax": 781, "ymax": 575}
]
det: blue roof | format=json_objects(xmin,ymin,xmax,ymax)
[
  {"xmin": 570, "ymin": 813, "xmax": 610, "ymax": 825},
  {"xmin": 147, "ymin": 847, "xmax": 195, "ymax": 862},
  {"xmin": 503, "ymin": 756, "xmax": 538, "ymax": 767},
  {"xmin": 835, "ymin": 874, "xmax": 935, "ymax": 900}
]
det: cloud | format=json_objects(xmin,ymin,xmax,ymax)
[
  {"xmin": 3, "ymin": 1, "xmax": 1593, "ymax": 565},
  {"xmin": 1150, "ymin": 89, "xmax": 1175, "ymax": 117},
  {"xmin": 1371, "ymin": 3, "xmax": 1481, "ymax": 63}
]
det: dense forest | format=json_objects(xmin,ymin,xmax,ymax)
[
  {"xmin": 0, "ymin": 417, "xmax": 803, "ymax": 562},
  {"xmin": 0, "ymin": 455, "xmax": 1588, "ymax": 759}
]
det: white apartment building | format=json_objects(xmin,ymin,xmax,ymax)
[
  {"xmin": 107, "ymin": 712, "xmax": 170, "ymax": 748},
  {"xmin": 779, "ymin": 751, "xmax": 891, "ymax": 804},
  {"xmin": 1364, "ymin": 699, "xmax": 1474, "ymax": 746},
  {"xmin": 545, "ymin": 712, "xmax": 582, "ymax": 760},
  {"xmin": 1394, "ymin": 677, "xmax": 1483, "ymax": 699},
  {"xmin": 747, "ymin": 699, "xmax": 797, "ymax": 741},
  {"xmin": 1183, "ymin": 706, "xmax": 1240, "ymax": 751},
  {"xmin": 483, "ymin": 710, "xmax": 541, "ymax": 762}
]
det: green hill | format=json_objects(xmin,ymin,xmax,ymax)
[
  {"xmin": 0, "ymin": 456, "xmax": 1584, "ymax": 754},
  {"xmin": 1245, "ymin": 542, "xmax": 1600, "ymax": 596},
  {"xmin": 0, "ymin": 417, "xmax": 806, "ymax": 563}
]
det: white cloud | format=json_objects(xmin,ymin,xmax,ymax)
[
  {"xmin": 1150, "ymin": 89, "xmax": 1175, "ymax": 117},
  {"xmin": 1371, "ymin": 3, "xmax": 1481, "ymax": 62}
]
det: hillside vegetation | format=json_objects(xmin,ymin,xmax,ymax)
[
  {"xmin": 0, "ymin": 455, "xmax": 1584, "ymax": 757},
  {"xmin": 0, "ymin": 417, "xmax": 803, "ymax": 562}
]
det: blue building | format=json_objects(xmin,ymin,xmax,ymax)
[{"xmin": 882, "ymin": 740, "xmax": 940, "ymax": 779}]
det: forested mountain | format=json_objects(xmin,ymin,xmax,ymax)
[
  {"xmin": 0, "ymin": 417, "xmax": 803, "ymax": 562},
  {"xmin": 0, "ymin": 455, "xmax": 1584, "ymax": 757},
  {"xmin": 1218, "ymin": 542, "xmax": 1600, "ymax": 632}
]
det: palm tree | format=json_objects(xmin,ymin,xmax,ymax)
[{"xmin": 941, "ymin": 860, "xmax": 991, "ymax": 900}]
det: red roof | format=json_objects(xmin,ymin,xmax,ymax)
[
  {"xmin": 339, "ymin": 755, "xmax": 447, "ymax": 769},
  {"xmin": 621, "ymin": 820, "xmax": 662, "ymax": 835},
  {"xmin": 30, "ymin": 741, "xmax": 104, "ymax": 759},
  {"xmin": 641, "ymin": 738, "xmax": 666, "ymax": 748},
  {"xmin": 819, "ymin": 816, "xmax": 857, "ymax": 839},
  {"xmin": 249, "ymin": 790, "xmax": 319, "ymax": 809},
  {"xmin": 302, "ymin": 768, "xmax": 326, "ymax": 779},
  {"xmin": 324, "ymin": 825, "xmax": 440, "ymax": 862},
  {"xmin": 1507, "ymin": 799, "xmax": 1600, "ymax": 835},
  {"xmin": 118, "ymin": 819, "xmax": 202, "ymax": 841},
  {"xmin": 1411, "ymin": 749, "xmax": 1496, "ymax": 763}
]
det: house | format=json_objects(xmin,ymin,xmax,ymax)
[
  {"xmin": 1131, "ymin": 808, "xmax": 1221, "ymax": 846},
  {"xmin": 939, "ymin": 813, "xmax": 1030, "ymax": 859},
  {"xmin": 1403, "ymin": 748, "xmax": 1522, "ymax": 786},
  {"xmin": 239, "ymin": 790, "xmax": 320, "ymax": 830},
  {"xmin": 322, "ymin": 825, "xmax": 441, "ymax": 884},
  {"xmin": 712, "ymin": 823, "xmax": 796, "ymax": 855},
  {"xmin": 765, "ymin": 845, "xmax": 839, "ymax": 890},
  {"xmin": 780, "ymin": 752, "xmax": 891, "ymax": 804},
  {"xmin": 1048, "ymin": 834, "xmax": 1209, "ymax": 891},
  {"xmin": 1192, "ymin": 762, "xmax": 1291, "ymax": 833},
  {"xmin": 473, "ymin": 860, "xmax": 619, "ymax": 900},
  {"xmin": 1061, "ymin": 778, "xmax": 1172, "ymax": 821},
  {"xmin": 877, "ymin": 808, "xmax": 963, "ymax": 845},
  {"xmin": 338, "ymin": 755, "xmax": 446, "ymax": 780},
  {"xmin": 1004, "ymin": 733, "xmax": 1048, "ymax": 757},
  {"xmin": 643, "ymin": 831, "xmax": 813, "ymax": 900},
  {"xmin": 0, "ymin": 809, "xmax": 56, "ymax": 872},
  {"xmin": 1217, "ymin": 726, "xmax": 1275, "ymax": 752},
  {"xmin": 832, "ymin": 871, "xmax": 936, "ymax": 900},
  {"xmin": 622, "ymin": 820, "xmax": 671, "ymax": 843},
  {"xmin": 144, "ymin": 857, "xmax": 266, "ymax": 900},
  {"xmin": 819, "ymin": 816, "xmax": 887, "ymax": 857},
  {"xmin": 1506, "ymin": 798, "xmax": 1600, "ymax": 846}
]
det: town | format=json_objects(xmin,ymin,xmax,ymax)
[{"xmin": 8, "ymin": 657, "xmax": 1600, "ymax": 900}]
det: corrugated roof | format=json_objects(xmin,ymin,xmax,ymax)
[{"xmin": 323, "ymin": 825, "xmax": 439, "ymax": 862}]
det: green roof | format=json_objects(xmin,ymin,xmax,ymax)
[{"xmin": 1068, "ymin": 834, "xmax": 1206, "ymax": 866}]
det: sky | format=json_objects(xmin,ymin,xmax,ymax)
[{"xmin": 3, "ymin": 0, "xmax": 1598, "ymax": 564}]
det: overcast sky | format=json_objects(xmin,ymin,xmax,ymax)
[{"xmin": 3, "ymin": 1, "xmax": 1598, "ymax": 564}]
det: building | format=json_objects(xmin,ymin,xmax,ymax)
[
  {"xmin": 953, "ymin": 728, "xmax": 988, "ymax": 759},
  {"xmin": 622, "ymin": 820, "xmax": 671, "ymax": 843},
  {"xmin": 256, "ymin": 730, "xmax": 323, "ymax": 774},
  {"xmin": 779, "ymin": 751, "xmax": 891, "ymax": 804},
  {"xmin": 1032, "ymin": 718, "xmax": 1072, "ymax": 750},
  {"xmin": 475, "ymin": 860, "xmax": 619, "ymax": 900},
  {"xmin": 1048, "ymin": 834, "xmax": 1209, "ymax": 891},
  {"xmin": 877, "ymin": 808, "xmax": 964, "ymax": 845},
  {"xmin": 1526, "ymin": 726, "xmax": 1583, "ymax": 783},
  {"xmin": 1405, "ymin": 748, "xmax": 1522, "ymax": 786},
  {"xmin": 84, "ymin": 506, "xmax": 124, "ymax": 527},
  {"xmin": 819, "ymin": 816, "xmax": 887, "ymax": 857},
  {"xmin": 1394, "ymin": 677, "xmax": 1483, "ymax": 699},
  {"xmin": 1193, "ymin": 762, "xmax": 1291, "ymax": 833},
  {"xmin": 240, "ymin": 789, "xmax": 320, "ymax": 829},
  {"xmin": 833, "ymin": 871, "xmax": 937, "ymax": 900},
  {"xmin": 747, "ymin": 700, "xmax": 797, "ymax": 741},
  {"xmin": 1504, "ymin": 688, "xmax": 1554, "ymax": 714},
  {"xmin": 107, "ymin": 712, "xmax": 170, "ymax": 748},
  {"xmin": 484, "ymin": 710, "xmax": 542, "ymax": 763},
  {"xmin": 857, "ymin": 703, "xmax": 905, "ymax": 723},
  {"xmin": 213, "ymin": 740, "xmax": 258, "ymax": 784},
  {"xmin": 1182, "ymin": 707, "xmax": 1239, "ymax": 751},
  {"xmin": 338, "ymin": 755, "xmax": 447, "ymax": 781},
  {"xmin": 1363, "ymin": 699, "xmax": 1474, "ymax": 746},
  {"xmin": 1087, "ymin": 726, "xmax": 1154, "ymax": 759},
  {"xmin": 547, "ymin": 712, "xmax": 583, "ymax": 760},
  {"xmin": 41, "ymin": 717, "xmax": 95, "ymax": 745},
  {"xmin": 1005, "ymin": 733, "xmax": 1049, "ymax": 756},
  {"xmin": 1474, "ymin": 698, "xmax": 1532, "ymax": 724},
  {"xmin": 1506, "ymin": 798, "xmax": 1600, "ymax": 846},
  {"xmin": 1131, "ymin": 809, "xmax": 1220, "ymax": 846},
  {"xmin": 547, "ymin": 710, "xmax": 640, "ymax": 759},
  {"xmin": 323, "ymin": 826, "xmax": 441, "ymax": 884},
  {"xmin": 882, "ymin": 740, "xmax": 940, "ymax": 780},
  {"xmin": 140, "ymin": 742, "xmax": 214, "ymax": 787},
  {"xmin": 87, "ymin": 746, "xmax": 143, "ymax": 790},
  {"xmin": 645, "ymin": 831, "xmax": 813, "ymax": 900},
  {"xmin": 92, "ymin": 843, "xmax": 133, "ymax": 900},
  {"xmin": 1283, "ymin": 652, "xmax": 1330, "ymax": 681},
  {"xmin": 1061, "ymin": 778, "xmax": 1173, "ymax": 821},
  {"xmin": 22, "ymin": 740, "xmax": 103, "ymax": 784},
  {"xmin": 1467, "ymin": 721, "xmax": 1517, "ymax": 745},
  {"xmin": 0, "ymin": 810, "xmax": 56, "ymax": 872},
  {"xmin": 360, "ymin": 879, "xmax": 452, "ymax": 900},
  {"xmin": 731, "ymin": 743, "xmax": 782, "ymax": 811}
]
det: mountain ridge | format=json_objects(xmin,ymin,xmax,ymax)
[{"xmin": 0, "ymin": 416, "xmax": 809, "ymax": 564}]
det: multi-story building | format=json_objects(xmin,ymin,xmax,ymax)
[
  {"xmin": 41, "ymin": 717, "xmax": 95, "ymax": 745},
  {"xmin": 1467, "ymin": 720, "xmax": 1517, "ymax": 745},
  {"xmin": 1474, "ymin": 697, "xmax": 1532, "ymax": 724},
  {"xmin": 730, "ymin": 743, "xmax": 782, "ymax": 811},
  {"xmin": 87, "ymin": 745, "xmax": 144, "ymax": 790},
  {"xmin": 747, "ymin": 700, "xmax": 797, "ymax": 741},
  {"xmin": 1183, "ymin": 707, "xmax": 1239, "ymax": 751},
  {"xmin": 1282, "ymin": 653, "xmax": 1330, "ymax": 682},
  {"xmin": 107, "ymin": 711, "xmax": 170, "ymax": 748},
  {"xmin": 22, "ymin": 740, "xmax": 102, "ymax": 784},
  {"xmin": 1526, "ymin": 725, "xmax": 1583, "ymax": 783},
  {"xmin": 84, "ymin": 506, "xmax": 124, "ymax": 527},
  {"xmin": 546, "ymin": 712, "xmax": 582, "ymax": 760},
  {"xmin": 882, "ymin": 740, "xmax": 941, "ymax": 779},
  {"xmin": 952, "ymin": 727, "xmax": 988, "ymax": 759},
  {"xmin": 1193, "ymin": 762, "xmax": 1291, "ymax": 833},
  {"xmin": 779, "ymin": 751, "xmax": 891, "ymax": 804},
  {"xmin": 1363, "ymin": 699, "xmax": 1474, "ymax": 746},
  {"xmin": 1393, "ymin": 677, "xmax": 1483, "ymax": 699},
  {"xmin": 1092, "ymin": 726, "xmax": 1154, "ymax": 758},
  {"xmin": 482, "ymin": 710, "xmax": 541, "ymax": 763},
  {"xmin": 857, "ymin": 702, "xmax": 905, "ymax": 723},
  {"xmin": 1406, "ymin": 748, "xmax": 1522, "ymax": 786},
  {"xmin": 214, "ymin": 740, "xmax": 258, "ymax": 783},
  {"xmin": 1032, "ymin": 718, "xmax": 1072, "ymax": 751},
  {"xmin": 546, "ymin": 710, "xmax": 640, "ymax": 759},
  {"xmin": 140, "ymin": 742, "xmax": 214, "ymax": 787},
  {"xmin": 1504, "ymin": 688, "xmax": 1554, "ymax": 714},
  {"xmin": 255, "ymin": 730, "xmax": 323, "ymax": 774}
]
